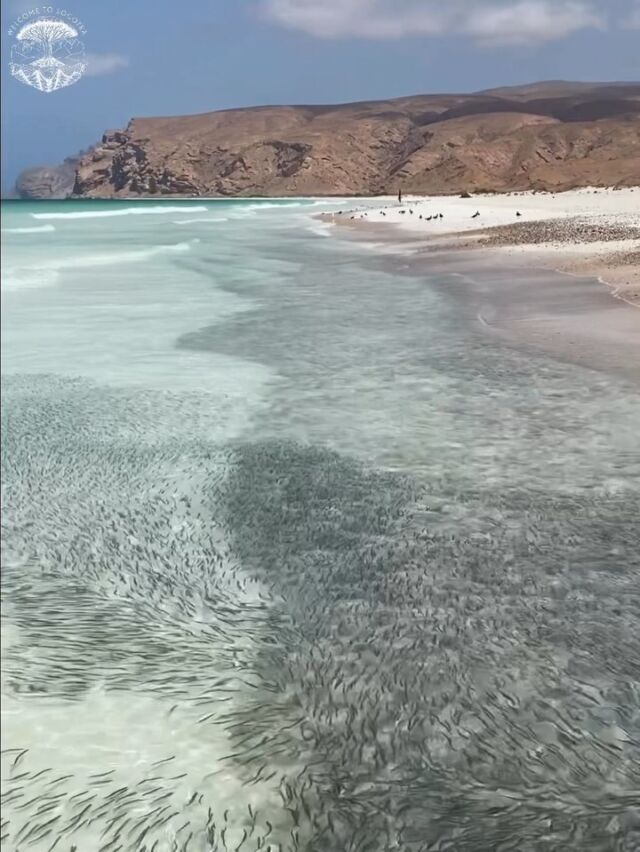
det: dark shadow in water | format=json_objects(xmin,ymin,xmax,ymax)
[
  {"xmin": 3, "ymin": 233, "xmax": 640, "ymax": 850},
  {"xmin": 221, "ymin": 439, "xmax": 640, "ymax": 851}
]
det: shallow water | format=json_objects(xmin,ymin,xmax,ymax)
[{"xmin": 2, "ymin": 199, "xmax": 639, "ymax": 851}]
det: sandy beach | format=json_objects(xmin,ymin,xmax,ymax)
[
  {"xmin": 322, "ymin": 187, "xmax": 640, "ymax": 305},
  {"xmin": 321, "ymin": 187, "xmax": 640, "ymax": 381}
]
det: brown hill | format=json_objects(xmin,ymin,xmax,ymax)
[
  {"xmin": 38, "ymin": 81, "xmax": 640, "ymax": 197},
  {"xmin": 477, "ymin": 80, "xmax": 640, "ymax": 99}
]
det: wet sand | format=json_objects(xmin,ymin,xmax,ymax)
[
  {"xmin": 331, "ymin": 220, "xmax": 640, "ymax": 383},
  {"xmin": 320, "ymin": 186, "xmax": 640, "ymax": 306}
]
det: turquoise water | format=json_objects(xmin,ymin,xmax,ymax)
[{"xmin": 2, "ymin": 199, "xmax": 639, "ymax": 851}]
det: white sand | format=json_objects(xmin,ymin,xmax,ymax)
[
  {"xmin": 343, "ymin": 187, "xmax": 640, "ymax": 235},
  {"xmin": 324, "ymin": 187, "xmax": 640, "ymax": 304}
]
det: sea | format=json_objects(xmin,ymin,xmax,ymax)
[{"xmin": 2, "ymin": 198, "xmax": 639, "ymax": 851}]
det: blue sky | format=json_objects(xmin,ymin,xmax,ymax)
[{"xmin": 2, "ymin": 0, "xmax": 639, "ymax": 190}]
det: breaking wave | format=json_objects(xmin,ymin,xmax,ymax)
[
  {"xmin": 2, "ymin": 242, "xmax": 194, "ymax": 291},
  {"xmin": 31, "ymin": 206, "xmax": 209, "ymax": 220},
  {"xmin": 173, "ymin": 217, "xmax": 230, "ymax": 225},
  {"xmin": 2, "ymin": 224, "xmax": 56, "ymax": 234}
]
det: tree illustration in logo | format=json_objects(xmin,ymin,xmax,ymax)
[{"xmin": 10, "ymin": 18, "xmax": 87, "ymax": 93}]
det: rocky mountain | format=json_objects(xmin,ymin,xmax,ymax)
[
  {"xmin": 16, "ymin": 81, "xmax": 640, "ymax": 198},
  {"xmin": 13, "ymin": 151, "xmax": 90, "ymax": 200},
  {"xmin": 15, "ymin": 160, "xmax": 77, "ymax": 200}
]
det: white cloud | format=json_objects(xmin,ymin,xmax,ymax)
[
  {"xmin": 84, "ymin": 53, "xmax": 129, "ymax": 76},
  {"xmin": 464, "ymin": 2, "xmax": 604, "ymax": 44},
  {"xmin": 260, "ymin": 0, "xmax": 606, "ymax": 44},
  {"xmin": 261, "ymin": 0, "xmax": 447, "ymax": 38},
  {"xmin": 622, "ymin": 0, "xmax": 640, "ymax": 27}
]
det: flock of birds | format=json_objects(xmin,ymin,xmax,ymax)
[{"xmin": 334, "ymin": 205, "xmax": 522, "ymax": 223}]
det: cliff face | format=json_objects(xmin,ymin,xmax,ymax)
[
  {"xmin": 13, "ymin": 150, "xmax": 91, "ymax": 200},
  {"xmin": 38, "ymin": 82, "xmax": 640, "ymax": 197},
  {"xmin": 15, "ymin": 162, "xmax": 77, "ymax": 199}
]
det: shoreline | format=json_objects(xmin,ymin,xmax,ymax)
[
  {"xmin": 318, "ymin": 190, "xmax": 640, "ymax": 381},
  {"xmin": 319, "ymin": 187, "xmax": 640, "ymax": 307}
]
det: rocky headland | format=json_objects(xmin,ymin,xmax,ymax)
[{"xmin": 12, "ymin": 80, "xmax": 640, "ymax": 199}]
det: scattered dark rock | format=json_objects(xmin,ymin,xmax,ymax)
[{"xmin": 476, "ymin": 217, "xmax": 640, "ymax": 246}]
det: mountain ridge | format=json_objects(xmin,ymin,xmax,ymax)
[{"xmin": 13, "ymin": 81, "xmax": 640, "ymax": 198}]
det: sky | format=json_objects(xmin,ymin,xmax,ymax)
[{"xmin": 2, "ymin": 0, "xmax": 639, "ymax": 190}]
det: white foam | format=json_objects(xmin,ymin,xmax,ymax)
[
  {"xmin": 1, "ymin": 224, "xmax": 56, "ymax": 234},
  {"xmin": 59, "ymin": 241, "xmax": 193, "ymax": 267},
  {"xmin": 306, "ymin": 222, "xmax": 334, "ymax": 238},
  {"xmin": 246, "ymin": 201, "xmax": 303, "ymax": 210},
  {"xmin": 2, "ymin": 242, "xmax": 193, "ymax": 292},
  {"xmin": 1, "ymin": 269, "xmax": 60, "ymax": 292},
  {"xmin": 229, "ymin": 208, "xmax": 258, "ymax": 219},
  {"xmin": 31, "ymin": 205, "xmax": 209, "ymax": 221},
  {"xmin": 173, "ymin": 217, "xmax": 229, "ymax": 224},
  {"xmin": 228, "ymin": 202, "xmax": 306, "ymax": 219}
]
